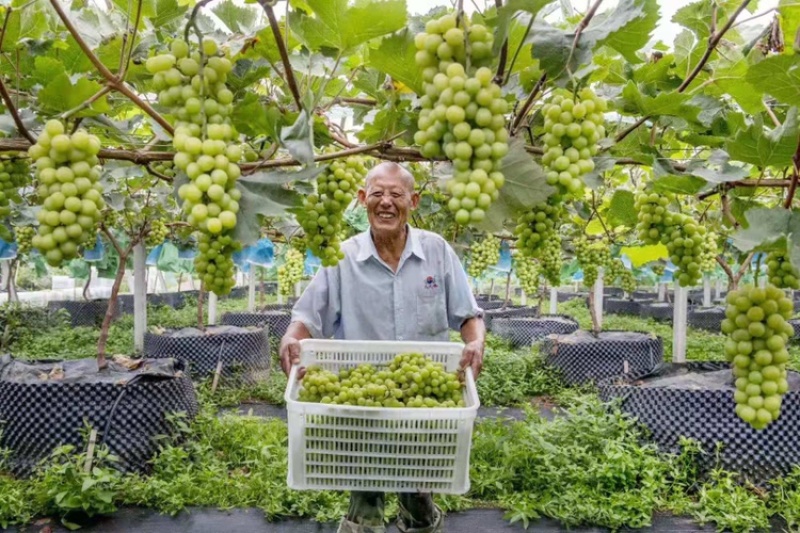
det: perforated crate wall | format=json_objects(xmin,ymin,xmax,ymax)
[
  {"xmin": 0, "ymin": 360, "xmax": 197, "ymax": 476},
  {"xmin": 540, "ymin": 330, "xmax": 663, "ymax": 386},
  {"xmin": 599, "ymin": 361, "xmax": 800, "ymax": 484},
  {"xmin": 47, "ymin": 300, "xmax": 118, "ymax": 328},
  {"xmin": 687, "ymin": 306, "xmax": 726, "ymax": 333},
  {"xmin": 483, "ymin": 306, "xmax": 539, "ymax": 330},
  {"xmin": 143, "ymin": 328, "xmax": 270, "ymax": 385},
  {"xmin": 639, "ymin": 302, "xmax": 674, "ymax": 322},
  {"xmin": 604, "ymin": 298, "xmax": 644, "ymax": 315},
  {"xmin": 491, "ymin": 315, "xmax": 579, "ymax": 347}
]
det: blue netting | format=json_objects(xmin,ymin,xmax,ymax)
[
  {"xmin": 83, "ymin": 235, "xmax": 104, "ymax": 262},
  {"xmin": 146, "ymin": 245, "xmax": 162, "ymax": 266},
  {"xmin": 305, "ymin": 250, "xmax": 321, "ymax": 276},
  {"xmin": 493, "ymin": 240, "xmax": 511, "ymax": 272},
  {"xmin": 0, "ymin": 239, "xmax": 17, "ymax": 260}
]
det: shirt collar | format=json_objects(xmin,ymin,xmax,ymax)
[{"xmin": 356, "ymin": 225, "xmax": 426, "ymax": 262}]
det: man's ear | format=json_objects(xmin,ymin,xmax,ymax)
[
  {"xmin": 410, "ymin": 192, "xmax": 421, "ymax": 210},
  {"xmin": 357, "ymin": 188, "xmax": 367, "ymax": 206}
]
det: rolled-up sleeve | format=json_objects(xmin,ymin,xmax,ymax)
[
  {"xmin": 443, "ymin": 243, "xmax": 483, "ymax": 330},
  {"xmin": 291, "ymin": 266, "xmax": 341, "ymax": 339}
]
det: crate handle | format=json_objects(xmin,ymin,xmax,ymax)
[{"xmin": 284, "ymin": 364, "xmax": 300, "ymax": 404}]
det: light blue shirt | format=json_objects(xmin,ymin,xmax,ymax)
[{"xmin": 291, "ymin": 226, "xmax": 482, "ymax": 342}]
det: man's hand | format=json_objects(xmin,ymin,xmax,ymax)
[
  {"xmin": 280, "ymin": 336, "xmax": 301, "ymax": 376},
  {"xmin": 459, "ymin": 340, "xmax": 484, "ymax": 379}
]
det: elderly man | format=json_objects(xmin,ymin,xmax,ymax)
[{"xmin": 280, "ymin": 161, "xmax": 485, "ymax": 533}]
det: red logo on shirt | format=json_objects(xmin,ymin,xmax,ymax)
[{"xmin": 425, "ymin": 276, "xmax": 438, "ymax": 289}]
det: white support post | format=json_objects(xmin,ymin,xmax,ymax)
[
  {"xmin": 758, "ymin": 276, "xmax": 767, "ymax": 288},
  {"xmin": 715, "ymin": 279, "xmax": 723, "ymax": 300},
  {"xmin": 208, "ymin": 291, "xmax": 218, "ymax": 325},
  {"xmin": 703, "ymin": 274, "xmax": 711, "ymax": 308},
  {"xmin": 658, "ymin": 283, "xmax": 666, "ymax": 302},
  {"xmin": 549, "ymin": 287, "xmax": 557, "ymax": 314},
  {"xmin": 1, "ymin": 262, "xmax": 9, "ymax": 292},
  {"xmin": 593, "ymin": 268, "xmax": 604, "ymax": 331},
  {"xmin": 278, "ymin": 293, "xmax": 284, "ymax": 304},
  {"xmin": 295, "ymin": 281, "xmax": 302, "ymax": 299},
  {"xmin": 133, "ymin": 244, "xmax": 147, "ymax": 353},
  {"xmin": 673, "ymin": 285, "xmax": 688, "ymax": 363},
  {"xmin": 520, "ymin": 291, "xmax": 527, "ymax": 306},
  {"xmin": 248, "ymin": 269, "xmax": 256, "ymax": 312}
]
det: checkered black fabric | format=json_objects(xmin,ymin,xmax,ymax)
[
  {"xmin": 483, "ymin": 306, "xmax": 540, "ymax": 330},
  {"xmin": 599, "ymin": 361, "xmax": 800, "ymax": 484},
  {"xmin": 491, "ymin": 315, "xmax": 579, "ymax": 348},
  {"xmin": 540, "ymin": 330, "xmax": 663, "ymax": 386},
  {"xmin": 687, "ymin": 306, "xmax": 726, "ymax": 333},
  {"xmin": 604, "ymin": 298, "xmax": 644, "ymax": 315},
  {"xmin": 639, "ymin": 302, "xmax": 674, "ymax": 322},
  {"xmin": 47, "ymin": 300, "xmax": 118, "ymax": 328}
]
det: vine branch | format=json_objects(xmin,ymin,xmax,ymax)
[
  {"xmin": 511, "ymin": 73, "xmax": 547, "ymax": 134},
  {"xmin": 257, "ymin": 0, "xmax": 303, "ymax": 112},
  {"xmin": 564, "ymin": 0, "xmax": 604, "ymax": 77},
  {"xmin": 0, "ymin": 77, "xmax": 34, "ymax": 143},
  {"xmin": 493, "ymin": 0, "xmax": 508, "ymax": 85},
  {"xmin": 784, "ymin": 134, "xmax": 800, "ymax": 209}
]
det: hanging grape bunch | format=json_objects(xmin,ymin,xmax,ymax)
[
  {"xmin": 574, "ymin": 236, "xmax": 610, "ymax": 287},
  {"xmin": 467, "ymin": 234, "xmax": 500, "ymax": 278},
  {"xmin": 145, "ymin": 219, "xmax": 169, "ymax": 248},
  {"xmin": 513, "ymin": 253, "xmax": 539, "ymax": 296},
  {"xmin": 0, "ymin": 156, "xmax": 28, "ymax": 219},
  {"xmin": 539, "ymin": 237, "xmax": 563, "ymax": 287},
  {"xmin": 14, "ymin": 226, "xmax": 35, "ymax": 256},
  {"xmin": 767, "ymin": 249, "xmax": 800, "ymax": 290},
  {"xmin": 698, "ymin": 231, "xmax": 718, "ymax": 275},
  {"xmin": 413, "ymin": 13, "xmax": 509, "ymax": 226},
  {"xmin": 278, "ymin": 248, "xmax": 304, "ymax": 296},
  {"xmin": 152, "ymin": 161, "xmax": 176, "ymax": 180},
  {"xmin": 299, "ymin": 352, "xmax": 464, "ymax": 408},
  {"xmin": 296, "ymin": 155, "xmax": 367, "ymax": 267},
  {"xmin": 722, "ymin": 286, "xmax": 794, "ymax": 429},
  {"xmin": 541, "ymin": 89, "xmax": 607, "ymax": 198},
  {"xmin": 651, "ymin": 263, "xmax": 666, "ymax": 278},
  {"xmin": 634, "ymin": 190, "xmax": 706, "ymax": 287},
  {"xmin": 607, "ymin": 260, "xmax": 637, "ymax": 295},
  {"xmin": 146, "ymin": 38, "xmax": 243, "ymax": 296},
  {"xmin": 514, "ymin": 202, "xmax": 562, "ymax": 257},
  {"xmin": 29, "ymin": 120, "xmax": 104, "ymax": 267}
]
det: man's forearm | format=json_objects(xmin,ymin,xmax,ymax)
[
  {"xmin": 283, "ymin": 321, "xmax": 312, "ymax": 342},
  {"xmin": 460, "ymin": 316, "xmax": 485, "ymax": 344}
]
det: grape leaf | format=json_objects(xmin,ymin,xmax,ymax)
[
  {"xmin": 688, "ymin": 150, "xmax": 750, "ymax": 185},
  {"xmin": 492, "ymin": 0, "xmax": 557, "ymax": 57},
  {"xmin": 2, "ymin": 1, "xmax": 51, "ymax": 53},
  {"xmin": 745, "ymin": 55, "xmax": 800, "ymax": 107},
  {"xmin": 37, "ymin": 74, "xmax": 110, "ymax": 116},
  {"xmin": 725, "ymin": 107, "xmax": 800, "ymax": 168},
  {"xmin": 583, "ymin": 0, "xmax": 659, "ymax": 64},
  {"xmin": 212, "ymin": 0, "xmax": 259, "ymax": 34},
  {"xmin": 607, "ymin": 190, "xmax": 637, "ymax": 228},
  {"xmin": 280, "ymin": 110, "xmax": 314, "ymax": 165},
  {"xmin": 730, "ymin": 207, "xmax": 794, "ymax": 254},
  {"xmin": 231, "ymin": 93, "xmax": 281, "ymax": 139},
  {"xmin": 367, "ymin": 29, "xmax": 423, "ymax": 95},
  {"xmin": 620, "ymin": 80, "xmax": 692, "ymax": 117},
  {"xmin": 779, "ymin": 0, "xmax": 800, "ymax": 56}
]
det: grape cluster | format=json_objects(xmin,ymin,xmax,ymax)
[
  {"xmin": 767, "ymin": 249, "xmax": 800, "ymax": 290},
  {"xmin": 296, "ymin": 156, "xmax": 367, "ymax": 267},
  {"xmin": 698, "ymin": 231, "xmax": 718, "ymax": 275},
  {"xmin": 0, "ymin": 156, "xmax": 28, "ymax": 218},
  {"xmin": 634, "ymin": 191, "xmax": 707, "ymax": 287},
  {"xmin": 145, "ymin": 219, "xmax": 169, "ymax": 248},
  {"xmin": 147, "ymin": 38, "xmax": 243, "ymax": 295},
  {"xmin": 278, "ymin": 248, "xmax": 304, "ymax": 296},
  {"xmin": 722, "ymin": 286, "xmax": 794, "ymax": 429},
  {"xmin": 651, "ymin": 262, "xmax": 665, "ymax": 278},
  {"xmin": 514, "ymin": 202, "xmax": 562, "ymax": 257},
  {"xmin": 413, "ymin": 13, "xmax": 509, "ymax": 226},
  {"xmin": 152, "ymin": 161, "xmax": 176, "ymax": 180},
  {"xmin": 541, "ymin": 89, "xmax": 607, "ymax": 198},
  {"xmin": 467, "ymin": 234, "xmax": 500, "ymax": 278},
  {"xmin": 513, "ymin": 253, "xmax": 539, "ymax": 296},
  {"xmin": 14, "ymin": 226, "xmax": 34, "ymax": 255},
  {"xmin": 574, "ymin": 236, "xmax": 610, "ymax": 287},
  {"xmin": 606, "ymin": 258, "xmax": 635, "ymax": 294},
  {"xmin": 28, "ymin": 120, "xmax": 104, "ymax": 267},
  {"xmin": 299, "ymin": 352, "xmax": 465, "ymax": 408},
  {"xmin": 539, "ymin": 236, "xmax": 563, "ymax": 287}
]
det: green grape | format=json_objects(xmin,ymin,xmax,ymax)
[
  {"xmin": 414, "ymin": 13, "xmax": 508, "ymax": 224},
  {"xmin": 574, "ymin": 236, "xmax": 610, "ymax": 287},
  {"xmin": 150, "ymin": 38, "xmax": 242, "ymax": 296},
  {"xmin": 539, "ymin": 236, "xmax": 563, "ymax": 287},
  {"xmin": 295, "ymin": 155, "xmax": 368, "ymax": 267},
  {"xmin": 14, "ymin": 226, "xmax": 35, "ymax": 256},
  {"xmin": 767, "ymin": 249, "xmax": 800, "ymax": 290},
  {"xmin": 540, "ymin": 88, "xmax": 607, "ymax": 199},
  {"xmin": 634, "ymin": 191, "xmax": 676, "ymax": 245},
  {"xmin": 0, "ymin": 156, "xmax": 28, "ymax": 219},
  {"xmin": 513, "ymin": 252, "xmax": 539, "ymax": 296},
  {"xmin": 467, "ymin": 234, "xmax": 500, "ymax": 278},
  {"xmin": 152, "ymin": 160, "xmax": 176, "ymax": 179},
  {"xmin": 145, "ymin": 219, "xmax": 169, "ymax": 248},
  {"xmin": 651, "ymin": 262, "xmax": 665, "ymax": 278},
  {"xmin": 699, "ymin": 231, "xmax": 718, "ymax": 275},
  {"xmin": 29, "ymin": 120, "xmax": 104, "ymax": 267},
  {"xmin": 278, "ymin": 248, "xmax": 304, "ymax": 296},
  {"xmin": 298, "ymin": 352, "xmax": 465, "ymax": 408},
  {"xmin": 723, "ymin": 285, "xmax": 793, "ymax": 429},
  {"xmin": 514, "ymin": 202, "xmax": 562, "ymax": 257}
]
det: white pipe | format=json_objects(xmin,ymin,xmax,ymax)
[
  {"xmin": 593, "ymin": 268, "xmax": 604, "ymax": 331},
  {"xmin": 549, "ymin": 287, "xmax": 557, "ymax": 314},
  {"xmin": 703, "ymin": 274, "xmax": 711, "ymax": 308},
  {"xmin": 673, "ymin": 285, "xmax": 688, "ymax": 363},
  {"xmin": 133, "ymin": 244, "xmax": 147, "ymax": 353},
  {"xmin": 248, "ymin": 269, "xmax": 256, "ymax": 312},
  {"xmin": 208, "ymin": 291, "xmax": 218, "ymax": 325}
]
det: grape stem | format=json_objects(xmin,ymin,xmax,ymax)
[
  {"xmin": 257, "ymin": 0, "xmax": 304, "ymax": 112},
  {"xmin": 502, "ymin": 16, "xmax": 534, "ymax": 86},
  {"xmin": 564, "ymin": 0, "xmax": 604, "ymax": 78},
  {"xmin": 59, "ymin": 84, "xmax": 113, "ymax": 121},
  {"xmin": 145, "ymin": 163, "xmax": 173, "ymax": 182},
  {"xmin": 510, "ymin": 73, "xmax": 547, "ymax": 135},
  {"xmin": 0, "ymin": 76, "xmax": 34, "ymax": 143},
  {"xmin": 493, "ymin": 0, "xmax": 509, "ymax": 85},
  {"xmin": 783, "ymin": 135, "xmax": 800, "ymax": 209}
]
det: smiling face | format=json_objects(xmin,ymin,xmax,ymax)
[{"xmin": 358, "ymin": 163, "xmax": 419, "ymax": 238}]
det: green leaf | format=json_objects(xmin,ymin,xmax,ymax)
[
  {"xmin": 651, "ymin": 174, "xmax": 706, "ymax": 195},
  {"xmin": 731, "ymin": 207, "xmax": 794, "ymax": 253},
  {"xmin": 289, "ymin": 0, "xmax": 407, "ymax": 51},
  {"xmin": 725, "ymin": 107, "xmax": 800, "ymax": 167},
  {"xmin": 367, "ymin": 29, "xmax": 423, "ymax": 95},
  {"xmin": 673, "ymin": 0, "xmax": 714, "ymax": 39},
  {"xmin": 233, "ymin": 167, "xmax": 324, "ymax": 246},
  {"xmin": 527, "ymin": 21, "xmax": 592, "ymax": 81},
  {"xmin": 231, "ymin": 93, "xmax": 281, "ymax": 139},
  {"xmin": 280, "ymin": 110, "xmax": 314, "ymax": 165},
  {"xmin": 620, "ymin": 80, "xmax": 692, "ymax": 116},
  {"xmin": 707, "ymin": 48, "xmax": 762, "ymax": 114},
  {"xmin": 492, "ymin": 0, "xmax": 557, "ymax": 57},
  {"xmin": 620, "ymin": 244, "xmax": 668, "ymax": 267},
  {"xmin": 689, "ymin": 149, "xmax": 750, "ymax": 185},
  {"xmin": 606, "ymin": 190, "xmax": 637, "ymax": 227},
  {"xmin": 211, "ymin": 0, "xmax": 259, "ymax": 33},
  {"xmin": 476, "ymin": 138, "xmax": 555, "ymax": 232},
  {"xmin": 1, "ymin": 0, "xmax": 51, "ymax": 53},
  {"xmin": 673, "ymin": 29, "xmax": 703, "ymax": 81},
  {"xmin": 779, "ymin": 0, "xmax": 800, "ymax": 57},
  {"xmin": 150, "ymin": 0, "xmax": 188, "ymax": 27},
  {"xmin": 584, "ymin": 0, "xmax": 659, "ymax": 63},
  {"xmin": 746, "ymin": 55, "xmax": 800, "ymax": 107},
  {"xmin": 37, "ymin": 74, "xmax": 110, "ymax": 116}
]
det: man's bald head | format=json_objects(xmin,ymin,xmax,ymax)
[{"xmin": 364, "ymin": 162, "xmax": 416, "ymax": 192}]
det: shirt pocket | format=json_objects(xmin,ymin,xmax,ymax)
[{"xmin": 416, "ymin": 287, "xmax": 448, "ymax": 337}]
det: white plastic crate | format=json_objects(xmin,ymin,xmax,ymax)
[{"xmin": 285, "ymin": 339, "xmax": 480, "ymax": 494}]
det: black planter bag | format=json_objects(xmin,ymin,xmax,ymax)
[
  {"xmin": 143, "ymin": 326, "xmax": 270, "ymax": 385},
  {"xmin": 687, "ymin": 306, "xmax": 726, "ymax": 332},
  {"xmin": 604, "ymin": 298, "xmax": 643, "ymax": 315},
  {"xmin": 789, "ymin": 319, "xmax": 800, "ymax": 342},
  {"xmin": 599, "ymin": 361, "xmax": 800, "ymax": 484},
  {"xmin": 540, "ymin": 330, "xmax": 663, "ymax": 386},
  {"xmin": 148, "ymin": 292, "xmax": 187, "ymax": 309},
  {"xmin": 632, "ymin": 290, "xmax": 658, "ymax": 301},
  {"xmin": 491, "ymin": 315, "xmax": 579, "ymax": 348},
  {"xmin": 47, "ymin": 300, "xmax": 118, "ymax": 328},
  {"xmin": 603, "ymin": 287, "xmax": 624, "ymax": 298},
  {"xmin": 556, "ymin": 291, "xmax": 588, "ymax": 303},
  {"xmin": 0, "ymin": 356, "xmax": 197, "ymax": 476},
  {"xmin": 639, "ymin": 302, "xmax": 674, "ymax": 322},
  {"xmin": 483, "ymin": 306, "xmax": 539, "ymax": 330},
  {"xmin": 220, "ymin": 310, "xmax": 293, "ymax": 340}
]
